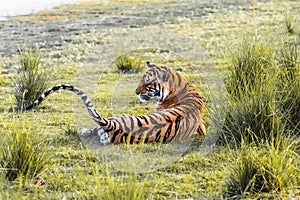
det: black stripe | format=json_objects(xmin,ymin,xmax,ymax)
[
  {"xmin": 176, "ymin": 84, "xmax": 188, "ymax": 97},
  {"xmin": 176, "ymin": 72, "xmax": 182, "ymax": 87},
  {"xmin": 169, "ymin": 110, "xmax": 180, "ymax": 116},
  {"xmin": 174, "ymin": 115, "xmax": 182, "ymax": 137},
  {"xmin": 143, "ymin": 128, "xmax": 155, "ymax": 143},
  {"xmin": 44, "ymin": 90, "xmax": 52, "ymax": 97},
  {"xmin": 171, "ymin": 72, "xmax": 175, "ymax": 81},
  {"xmin": 105, "ymin": 120, "xmax": 115, "ymax": 131},
  {"xmin": 136, "ymin": 117, "xmax": 143, "ymax": 127},
  {"xmin": 149, "ymin": 114, "xmax": 157, "ymax": 124},
  {"xmin": 52, "ymin": 86, "xmax": 60, "ymax": 91},
  {"xmin": 163, "ymin": 123, "xmax": 173, "ymax": 142},
  {"xmin": 121, "ymin": 134, "xmax": 128, "ymax": 143},
  {"xmin": 140, "ymin": 116, "xmax": 149, "ymax": 125},
  {"xmin": 155, "ymin": 130, "xmax": 162, "ymax": 142},
  {"xmin": 129, "ymin": 134, "xmax": 135, "ymax": 144},
  {"xmin": 129, "ymin": 116, "xmax": 135, "ymax": 131},
  {"xmin": 159, "ymin": 86, "xmax": 164, "ymax": 102},
  {"xmin": 111, "ymin": 129, "xmax": 122, "ymax": 143},
  {"xmin": 163, "ymin": 114, "xmax": 172, "ymax": 123},
  {"xmin": 120, "ymin": 116, "xmax": 130, "ymax": 133}
]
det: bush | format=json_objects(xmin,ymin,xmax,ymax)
[
  {"xmin": 224, "ymin": 145, "xmax": 261, "ymax": 198},
  {"xmin": 14, "ymin": 46, "xmax": 49, "ymax": 111}
]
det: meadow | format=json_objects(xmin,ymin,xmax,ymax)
[{"xmin": 0, "ymin": 0, "xmax": 299, "ymax": 199}]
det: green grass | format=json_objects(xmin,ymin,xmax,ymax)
[
  {"xmin": 0, "ymin": 0, "xmax": 300, "ymax": 199},
  {"xmin": 284, "ymin": 12, "xmax": 298, "ymax": 35},
  {"xmin": 224, "ymin": 136, "xmax": 300, "ymax": 199},
  {"xmin": 0, "ymin": 115, "xmax": 49, "ymax": 186},
  {"xmin": 221, "ymin": 34, "xmax": 300, "ymax": 145},
  {"xmin": 114, "ymin": 54, "xmax": 143, "ymax": 73},
  {"xmin": 91, "ymin": 164, "xmax": 148, "ymax": 200},
  {"xmin": 14, "ymin": 46, "xmax": 50, "ymax": 111},
  {"xmin": 278, "ymin": 44, "xmax": 300, "ymax": 134}
]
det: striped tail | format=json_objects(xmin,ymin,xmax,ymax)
[{"xmin": 26, "ymin": 84, "xmax": 108, "ymax": 126}]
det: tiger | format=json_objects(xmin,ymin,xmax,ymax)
[{"xmin": 26, "ymin": 61, "xmax": 206, "ymax": 144}]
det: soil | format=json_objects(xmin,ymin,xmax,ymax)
[{"xmin": 0, "ymin": 0, "xmax": 246, "ymax": 56}]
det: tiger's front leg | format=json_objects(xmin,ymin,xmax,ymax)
[{"xmin": 79, "ymin": 126, "xmax": 111, "ymax": 145}]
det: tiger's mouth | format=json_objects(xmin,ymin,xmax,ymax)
[
  {"xmin": 138, "ymin": 94, "xmax": 151, "ymax": 102},
  {"xmin": 138, "ymin": 88, "xmax": 162, "ymax": 102}
]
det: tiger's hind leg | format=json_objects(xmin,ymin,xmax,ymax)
[
  {"xmin": 79, "ymin": 126, "xmax": 111, "ymax": 145},
  {"xmin": 196, "ymin": 120, "xmax": 206, "ymax": 136},
  {"xmin": 97, "ymin": 128, "xmax": 111, "ymax": 144}
]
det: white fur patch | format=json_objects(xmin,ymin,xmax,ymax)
[
  {"xmin": 138, "ymin": 94, "xmax": 148, "ymax": 103},
  {"xmin": 98, "ymin": 129, "xmax": 111, "ymax": 144}
]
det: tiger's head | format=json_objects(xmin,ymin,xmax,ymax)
[{"xmin": 135, "ymin": 61, "xmax": 170, "ymax": 103}]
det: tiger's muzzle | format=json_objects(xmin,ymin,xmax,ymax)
[{"xmin": 136, "ymin": 87, "xmax": 160, "ymax": 102}]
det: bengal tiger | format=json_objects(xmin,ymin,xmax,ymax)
[{"xmin": 26, "ymin": 61, "xmax": 206, "ymax": 144}]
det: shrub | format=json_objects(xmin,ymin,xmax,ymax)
[
  {"xmin": 222, "ymin": 89, "xmax": 283, "ymax": 144},
  {"xmin": 14, "ymin": 46, "xmax": 49, "ymax": 111}
]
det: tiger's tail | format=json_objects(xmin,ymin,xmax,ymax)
[{"xmin": 26, "ymin": 84, "xmax": 108, "ymax": 126}]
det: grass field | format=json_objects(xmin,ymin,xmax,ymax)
[{"xmin": 0, "ymin": 0, "xmax": 299, "ymax": 199}]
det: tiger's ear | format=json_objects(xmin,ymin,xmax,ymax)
[
  {"xmin": 146, "ymin": 61, "xmax": 156, "ymax": 68},
  {"xmin": 159, "ymin": 70, "xmax": 169, "ymax": 82}
]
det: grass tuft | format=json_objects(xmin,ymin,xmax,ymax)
[
  {"xmin": 224, "ymin": 136, "xmax": 300, "ymax": 199},
  {"xmin": 0, "ymin": 117, "xmax": 49, "ymax": 185},
  {"xmin": 14, "ymin": 46, "xmax": 50, "ymax": 111},
  {"xmin": 284, "ymin": 13, "xmax": 298, "ymax": 35},
  {"xmin": 224, "ymin": 144, "xmax": 260, "ymax": 198},
  {"xmin": 221, "ymin": 35, "xmax": 300, "ymax": 145},
  {"xmin": 277, "ymin": 44, "xmax": 300, "ymax": 134},
  {"xmin": 222, "ymin": 38, "xmax": 280, "ymax": 144},
  {"xmin": 91, "ymin": 163, "xmax": 147, "ymax": 200},
  {"xmin": 114, "ymin": 54, "xmax": 143, "ymax": 74}
]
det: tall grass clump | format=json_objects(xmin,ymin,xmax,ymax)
[
  {"xmin": 0, "ymin": 118, "xmax": 49, "ymax": 185},
  {"xmin": 14, "ymin": 46, "xmax": 49, "ymax": 111},
  {"xmin": 284, "ymin": 13, "xmax": 298, "ymax": 35},
  {"xmin": 224, "ymin": 136, "xmax": 300, "ymax": 198},
  {"xmin": 114, "ymin": 54, "xmax": 143, "ymax": 73},
  {"xmin": 277, "ymin": 44, "xmax": 300, "ymax": 134},
  {"xmin": 221, "ymin": 34, "xmax": 300, "ymax": 145},
  {"xmin": 91, "ymin": 163, "xmax": 147, "ymax": 200},
  {"xmin": 222, "ymin": 39, "xmax": 283, "ymax": 144},
  {"xmin": 224, "ymin": 144, "xmax": 262, "ymax": 198}
]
